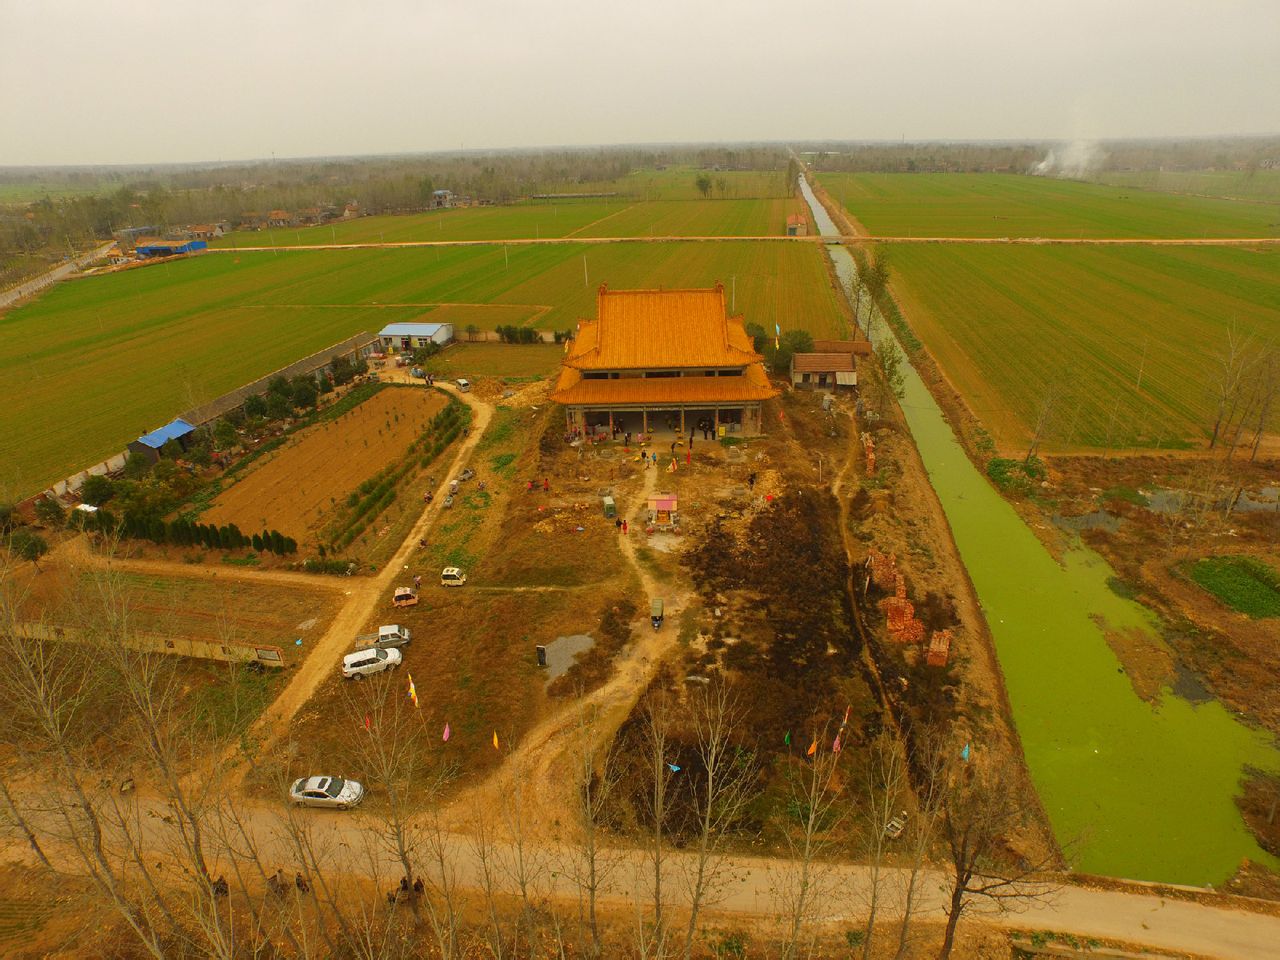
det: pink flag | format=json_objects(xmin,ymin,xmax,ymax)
[
  {"xmin": 833, "ymin": 735, "xmax": 842, "ymax": 753},
  {"xmin": 442, "ymin": 723, "xmax": 451, "ymax": 742}
]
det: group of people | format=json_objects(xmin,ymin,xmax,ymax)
[
  {"xmin": 526, "ymin": 478, "xmax": 550, "ymax": 493},
  {"xmin": 387, "ymin": 876, "xmax": 426, "ymax": 904}
]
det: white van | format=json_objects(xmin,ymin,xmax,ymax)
[
  {"xmin": 456, "ymin": 378, "xmax": 471, "ymax": 393},
  {"xmin": 342, "ymin": 647, "xmax": 402, "ymax": 679}
]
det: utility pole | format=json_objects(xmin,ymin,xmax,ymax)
[{"xmin": 583, "ymin": 255, "xmax": 589, "ymax": 287}]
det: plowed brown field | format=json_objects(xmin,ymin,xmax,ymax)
[{"xmin": 203, "ymin": 387, "xmax": 446, "ymax": 539}]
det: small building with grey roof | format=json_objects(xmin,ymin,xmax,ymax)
[{"xmin": 378, "ymin": 322, "xmax": 454, "ymax": 353}]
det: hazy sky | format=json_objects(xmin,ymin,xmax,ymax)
[{"xmin": 2, "ymin": 0, "xmax": 1277, "ymax": 165}]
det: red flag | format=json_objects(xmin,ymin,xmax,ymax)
[
  {"xmin": 364, "ymin": 714, "xmax": 371, "ymax": 731},
  {"xmin": 442, "ymin": 723, "xmax": 451, "ymax": 742}
]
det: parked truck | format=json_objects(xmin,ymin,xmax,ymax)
[{"xmin": 355, "ymin": 624, "xmax": 413, "ymax": 649}]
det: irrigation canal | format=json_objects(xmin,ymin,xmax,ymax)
[{"xmin": 797, "ymin": 174, "xmax": 1280, "ymax": 886}]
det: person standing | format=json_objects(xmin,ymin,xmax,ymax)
[
  {"xmin": 685, "ymin": 450, "xmax": 691, "ymax": 466},
  {"xmin": 543, "ymin": 477, "xmax": 549, "ymax": 493},
  {"xmin": 622, "ymin": 519, "xmax": 628, "ymax": 535}
]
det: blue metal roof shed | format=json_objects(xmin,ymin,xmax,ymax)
[
  {"xmin": 136, "ymin": 239, "xmax": 208, "ymax": 258},
  {"xmin": 136, "ymin": 419, "xmax": 196, "ymax": 450}
]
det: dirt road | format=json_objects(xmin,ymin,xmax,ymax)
[
  {"xmin": 246, "ymin": 383, "xmax": 492, "ymax": 748},
  {"xmin": 442, "ymin": 460, "xmax": 693, "ymax": 838},
  {"xmin": 15, "ymin": 786, "xmax": 1280, "ymax": 960}
]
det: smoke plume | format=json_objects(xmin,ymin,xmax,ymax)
[{"xmin": 1031, "ymin": 140, "xmax": 1103, "ymax": 179}]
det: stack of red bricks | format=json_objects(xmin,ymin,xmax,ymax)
[
  {"xmin": 926, "ymin": 629, "xmax": 953, "ymax": 667},
  {"xmin": 881, "ymin": 574, "xmax": 927, "ymax": 643},
  {"xmin": 866, "ymin": 548, "xmax": 898, "ymax": 591}
]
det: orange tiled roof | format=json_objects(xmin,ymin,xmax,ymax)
[
  {"xmin": 812, "ymin": 339, "xmax": 873, "ymax": 356},
  {"xmin": 564, "ymin": 285, "xmax": 762, "ymax": 371},
  {"xmin": 792, "ymin": 352, "xmax": 856, "ymax": 374},
  {"xmin": 551, "ymin": 362, "xmax": 777, "ymax": 406}
]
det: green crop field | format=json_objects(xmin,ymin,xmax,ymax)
[
  {"xmin": 212, "ymin": 202, "xmax": 621, "ymax": 248},
  {"xmin": 575, "ymin": 198, "xmax": 804, "ymax": 237},
  {"xmin": 424, "ymin": 342, "xmax": 563, "ymax": 380},
  {"xmin": 882, "ymin": 242, "xmax": 1280, "ymax": 450},
  {"xmin": 213, "ymin": 196, "xmax": 803, "ymax": 248},
  {"xmin": 819, "ymin": 173, "xmax": 1280, "ymax": 238},
  {"xmin": 1092, "ymin": 169, "xmax": 1280, "ymax": 203},
  {"xmin": 2, "ymin": 240, "xmax": 843, "ymax": 496},
  {"xmin": 546, "ymin": 166, "xmax": 794, "ymax": 202}
]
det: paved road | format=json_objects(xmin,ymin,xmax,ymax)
[{"xmin": 0, "ymin": 240, "xmax": 115, "ymax": 309}]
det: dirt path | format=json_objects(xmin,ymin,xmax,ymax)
[
  {"xmin": 246, "ymin": 384, "xmax": 493, "ymax": 749},
  {"xmin": 13, "ymin": 787, "xmax": 1280, "ymax": 960},
  {"xmin": 442, "ymin": 460, "xmax": 692, "ymax": 840},
  {"xmin": 850, "ymin": 235, "xmax": 1280, "ymax": 245},
  {"xmin": 48, "ymin": 535, "xmax": 350, "ymax": 592}
]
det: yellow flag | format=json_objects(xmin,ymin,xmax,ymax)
[
  {"xmin": 407, "ymin": 674, "xmax": 419, "ymax": 709},
  {"xmin": 492, "ymin": 730, "xmax": 500, "ymax": 750},
  {"xmin": 806, "ymin": 738, "xmax": 817, "ymax": 757}
]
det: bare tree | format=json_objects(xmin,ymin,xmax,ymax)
[
  {"xmin": 856, "ymin": 731, "xmax": 908, "ymax": 959},
  {"xmin": 470, "ymin": 806, "xmax": 509, "ymax": 960},
  {"xmin": 0, "ymin": 565, "xmax": 168, "ymax": 958},
  {"xmin": 1025, "ymin": 380, "xmax": 1067, "ymax": 464},
  {"xmin": 1247, "ymin": 347, "xmax": 1278, "ymax": 461},
  {"xmin": 564, "ymin": 700, "xmax": 623, "ymax": 958},
  {"xmin": 893, "ymin": 732, "xmax": 948, "ymax": 960},
  {"xmin": 937, "ymin": 760, "xmax": 1059, "ymax": 959},
  {"xmin": 772, "ymin": 731, "xmax": 846, "ymax": 960},
  {"xmin": 638, "ymin": 691, "xmax": 676, "ymax": 960},
  {"xmin": 1207, "ymin": 325, "xmax": 1259, "ymax": 449},
  {"xmin": 679, "ymin": 682, "xmax": 759, "ymax": 960},
  {"xmin": 341, "ymin": 675, "xmax": 448, "ymax": 929}
]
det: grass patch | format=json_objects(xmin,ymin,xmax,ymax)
[
  {"xmin": 188, "ymin": 665, "xmax": 284, "ymax": 741},
  {"xmin": 1184, "ymin": 556, "xmax": 1280, "ymax": 619},
  {"xmin": 220, "ymin": 553, "xmax": 261, "ymax": 566},
  {"xmin": 1100, "ymin": 486, "xmax": 1150, "ymax": 507},
  {"xmin": 489, "ymin": 452, "xmax": 517, "ymax": 476}
]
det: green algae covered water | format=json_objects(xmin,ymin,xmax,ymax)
[{"xmin": 799, "ymin": 176, "xmax": 1280, "ymax": 885}]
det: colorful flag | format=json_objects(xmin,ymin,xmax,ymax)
[
  {"xmin": 961, "ymin": 743, "xmax": 971, "ymax": 763},
  {"xmin": 832, "ymin": 735, "xmax": 842, "ymax": 753},
  {"xmin": 784, "ymin": 730, "xmax": 791, "ymax": 746},
  {"xmin": 407, "ymin": 674, "xmax": 418, "ymax": 709},
  {"xmin": 775, "ymin": 322, "xmax": 781, "ymax": 337},
  {"xmin": 667, "ymin": 763, "xmax": 681, "ymax": 773},
  {"xmin": 806, "ymin": 738, "xmax": 818, "ymax": 757},
  {"xmin": 364, "ymin": 714, "xmax": 371, "ymax": 731},
  {"xmin": 492, "ymin": 730, "xmax": 500, "ymax": 750},
  {"xmin": 442, "ymin": 723, "xmax": 451, "ymax": 742}
]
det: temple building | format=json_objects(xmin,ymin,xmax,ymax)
[{"xmin": 551, "ymin": 283, "xmax": 778, "ymax": 437}]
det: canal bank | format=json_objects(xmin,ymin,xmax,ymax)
[{"xmin": 797, "ymin": 173, "xmax": 1279, "ymax": 885}]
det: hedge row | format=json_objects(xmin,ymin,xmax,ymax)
[{"xmin": 120, "ymin": 514, "xmax": 297, "ymax": 554}]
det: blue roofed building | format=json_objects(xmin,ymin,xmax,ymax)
[
  {"xmin": 378, "ymin": 322, "xmax": 454, "ymax": 353},
  {"xmin": 127, "ymin": 418, "xmax": 196, "ymax": 463},
  {"xmin": 135, "ymin": 239, "xmax": 208, "ymax": 258}
]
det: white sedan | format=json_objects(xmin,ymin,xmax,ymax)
[{"xmin": 289, "ymin": 776, "xmax": 365, "ymax": 810}]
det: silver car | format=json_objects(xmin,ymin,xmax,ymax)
[{"xmin": 289, "ymin": 776, "xmax": 365, "ymax": 810}]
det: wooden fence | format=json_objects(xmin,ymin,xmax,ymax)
[{"xmin": 11, "ymin": 621, "xmax": 286, "ymax": 669}]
